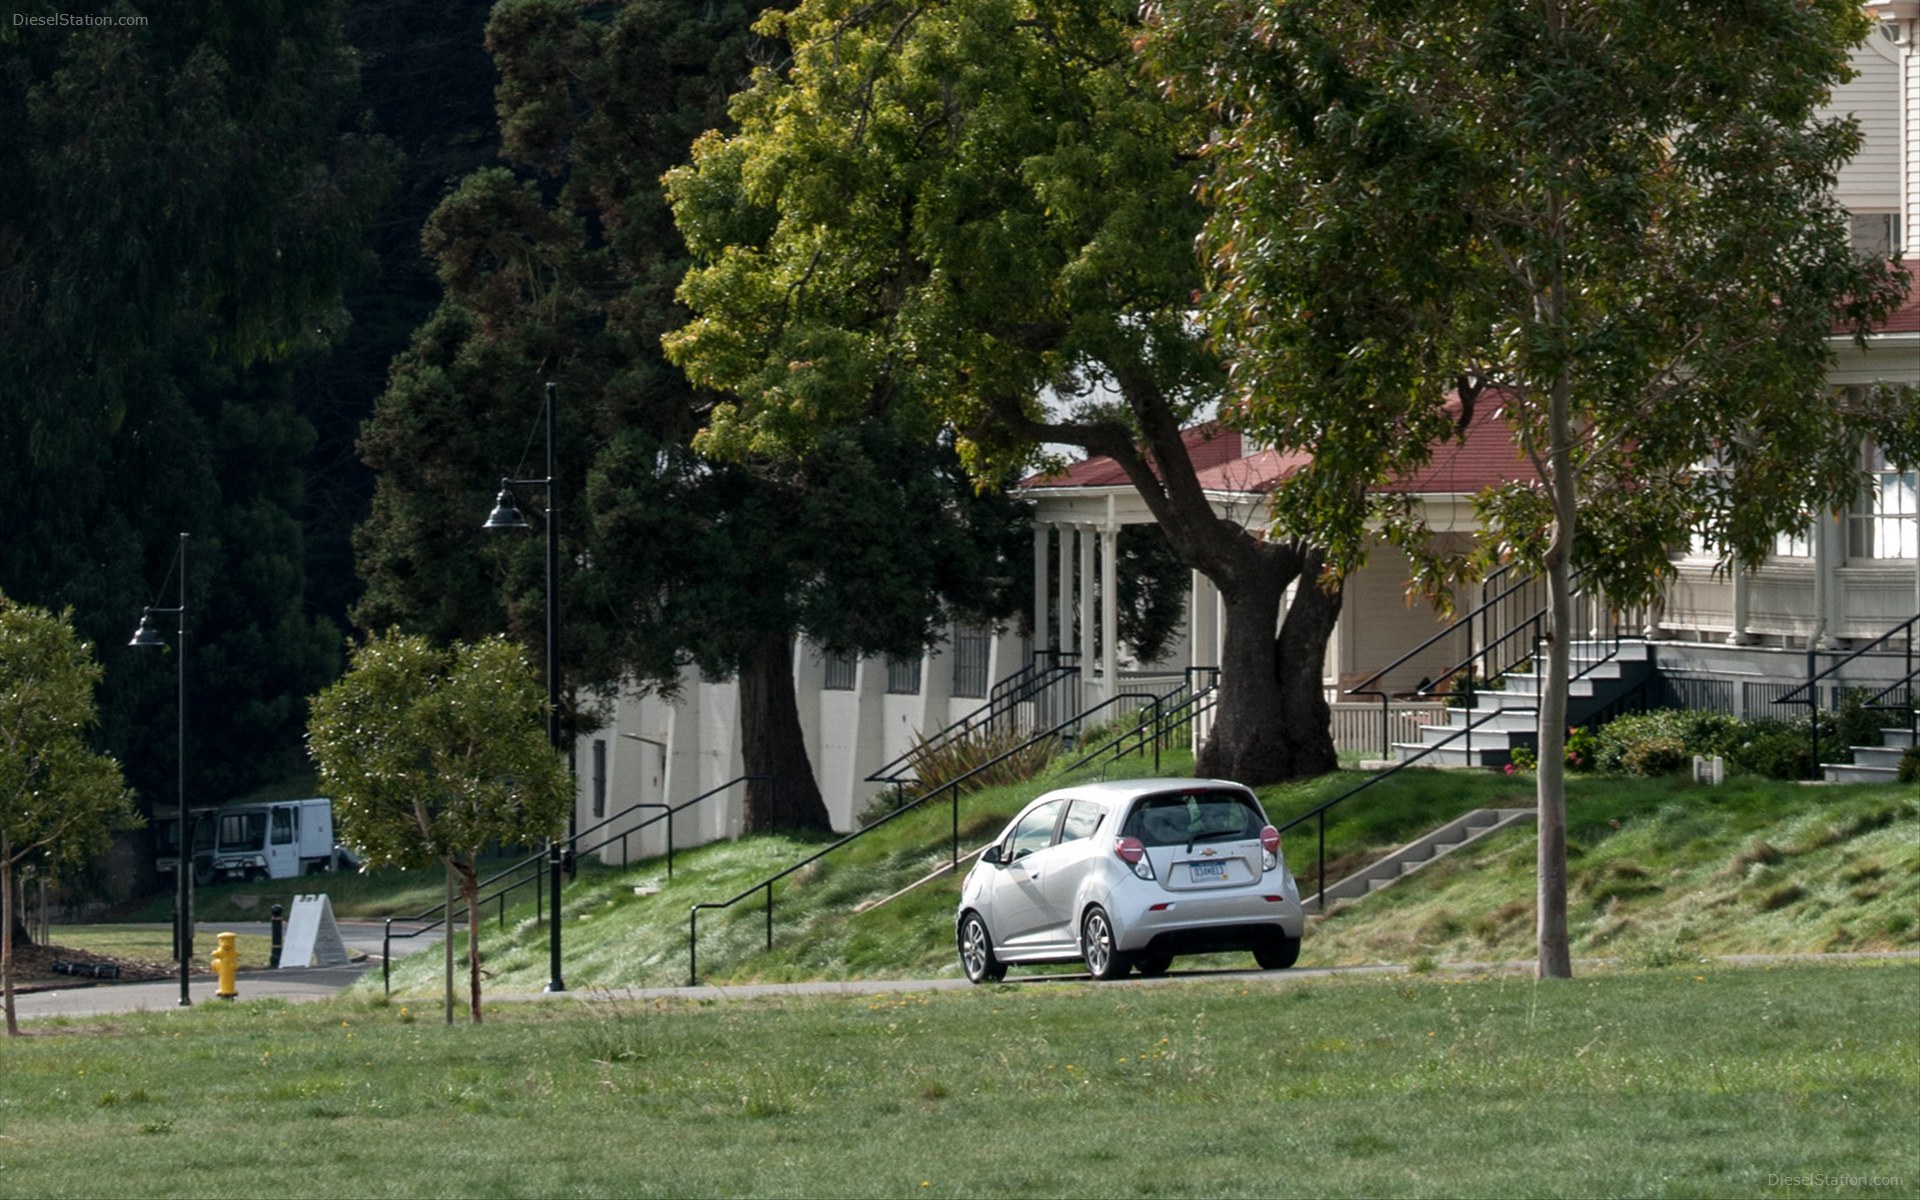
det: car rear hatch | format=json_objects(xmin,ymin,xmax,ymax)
[{"xmin": 1120, "ymin": 787, "xmax": 1274, "ymax": 892}]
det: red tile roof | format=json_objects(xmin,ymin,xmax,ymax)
[
  {"xmin": 1024, "ymin": 402, "xmax": 1538, "ymax": 498},
  {"xmin": 1872, "ymin": 263, "xmax": 1919, "ymax": 334},
  {"xmin": 1028, "ymin": 266, "xmax": 1914, "ymax": 501}
]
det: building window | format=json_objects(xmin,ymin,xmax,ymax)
[
  {"xmin": 952, "ymin": 625, "xmax": 990, "ymax": 698},
  {"xmin": 1848, "ymin": 446, "xmax": 1917, "ymax": 560},
  {"xmin": 886, "ymin": 654, "xmax": 923, "ymax": 695},
  {"xmin": 822, "ymin": 650, "xmax": 857, "ymax": 691},
  {"xmin": 591, "ymin": 738, "xmax": 607, "ymax": 819},
  {"xmin": 1772, "ymin": 524, "xmax": 1812, "ymax": 559}
]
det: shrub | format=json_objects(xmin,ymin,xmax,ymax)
[
  {"xmin": 1564, "ymin": 725, "xmax": 1602, "ymax": 772},
  {"xmin": 1592, "ymin": 709, "xmax": 1741, "ymax": 773},
  {"xmin": 1899, "ymin": 745, "xmax": 1920, "ymax": 785},
  {"xmin": 1724, "ymin": 720, "xmax": 1813, "ymax": 781},
  {"xmin": 1833, "ymin": 689, "xmax": 1895, "ymax": 755},
  {"xmin": 905, "ymin": 724, "xmax": 1058, "ymax": 798},
  {"xmin": 1620, "ymin": 735, "xmax": 1690, "ymax": 777}
]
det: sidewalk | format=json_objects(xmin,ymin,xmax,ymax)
[
  {"xmin": 9, "ymin": 919, "xmax": 444, "ymax": 1022},
  {"xmin": 9, "ymin": 962, "xmax": 378, "ymax": 1020}
]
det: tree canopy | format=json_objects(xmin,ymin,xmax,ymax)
[
  {"xmin": 663, "ymin": 0, "xmax": 1345, "ymax": 785},
  {"xmin": 0, "ymin": 593, "xmax": 136, "ymax": 1035},
  {"xmin": 354, "ymin": 0, "xmax": 1033, "ymax": 829},
  {"xmin": 1148, "ymin": 0, "xmax": 1911, "ymax": 975},
  {"xmin": 1, "ymin": 1, "xmax": 395, "ymax": 821}
]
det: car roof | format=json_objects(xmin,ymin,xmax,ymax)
[{"xmin": 1029, "ymin": 778, "xmax": 1254, "ymax": 805}]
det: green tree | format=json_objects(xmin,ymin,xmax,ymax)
[
  {"xmin": 353, "ymin": 0, "xmax": 1031, "ymax": 831},
  {"xmin": 1148, "ymin": 0, "xmax": 1910, "ymax": 976},
  {"xmin": 663, "ymin": 0, "xmax": 1342, "ymax": 786},
  {"xmin": 0, "ymin": 594, "xmax": 137, "ymax": 1037},
  {"xmin": 0, "ymin": 1, "xmax": 394, "ymax": 826},
  {"xmin": 307, "ymin": 632, "xmax": 569, "ymax": 1023}
]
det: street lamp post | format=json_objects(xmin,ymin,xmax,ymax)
[
  {"xmin": 483, "ymin": 381, "xmax": 567, "ymax": 993},
  {"xmin": 130, "ymin": 532, "xmax": 192, "ymax": 1008}
]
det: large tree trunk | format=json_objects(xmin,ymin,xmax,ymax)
[
  {"xmin": 1194, "ymin": 541, "xmax": 1343, "ymax": 785},
  {"xmin": 738, "ymin": 630, "xmax": 831, "ymax": 834}
]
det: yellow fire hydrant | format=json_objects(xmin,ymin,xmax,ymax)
[{"xmin": 211, "ymin": 931, "xmax": 239, "ymax": 1000}]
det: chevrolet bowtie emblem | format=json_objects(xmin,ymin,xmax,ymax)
[{"xmin": 1200, "ymin": 848, "xmax": 1218, "ymax": 856}]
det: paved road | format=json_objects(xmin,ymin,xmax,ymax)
[{"xmin": 9, "ymin": 920, "xmax": 444, "ymax": 1021}]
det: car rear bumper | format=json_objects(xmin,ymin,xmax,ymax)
[{"xmin": 1107, "ymin": 889, "xmax": 1305, "ymax": 953}]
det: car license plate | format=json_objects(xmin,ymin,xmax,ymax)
[{"xmin": 1189, "ymin": 860, "xmax": 1226, "ymax": 883}]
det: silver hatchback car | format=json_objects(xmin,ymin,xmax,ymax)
[{"xmin": 956, "ymin": 778, "xmax": 1305, "ymax": 982}]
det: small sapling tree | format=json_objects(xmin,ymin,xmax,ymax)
[
  {"xmin": 307, "ymin": 631, "xmax": 570, "ymax": 1022},
  {"xmin": 0, "ymin": 594, "xmax": 136, "ymax": 1036}
]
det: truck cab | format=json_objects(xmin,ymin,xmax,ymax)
[{"xmin": 156, "ymin": 798, "xmax": 348, "ymax": 884}]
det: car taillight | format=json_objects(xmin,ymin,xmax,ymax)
[
  {"xmin": 1115, "ymin": 836, "xmax": 1155, "ymax": 881},
  {"xmin": 1260, "ymin": 825, "xmax": 1281, "ymax": 872}
]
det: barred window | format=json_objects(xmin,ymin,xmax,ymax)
[
  {"xmin": 591, "ymin": 738, "xmax": 607, "ymax": 819},
  {"xmin": 886, "ymin": 654, "xmax": 923, "ymax": 695},
  {"xmin": 823, "ymin": 651, "xmax": 857, "ymax": 691},
  {"xmin": 951, "ymin": 625, "xmax": 990, "ymax": 698}
]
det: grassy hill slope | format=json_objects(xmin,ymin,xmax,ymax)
[{"xmin": 357, "ymin": 748, "xmax": 1918, "ymax": 998}]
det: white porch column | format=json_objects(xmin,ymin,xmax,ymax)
[
  {"xmin": 1032, "ymin": 524, "xmax": 1051, "ymax": 653},
  {"xmin": 1100, "ymin": 522, "xmax": 1119, "ymax": 693},
  {"xmin": 1815, "ymin": 510, "xmax": 1844, "ymax": 648},
  {"xmin": 1190, "ymin": 569, "xmax": 1219, "ymax": 669},
  {"xmin": 1057, "ymin": 523, "xmax": 1074, "ymax": 661},
  {"xmin": 1727, "ymin": 560, "xmax": 1755, "ymax": 646},
  {"xmin": 1078, "ymin": 523, "xmax": 1097, "ymax": 693}
]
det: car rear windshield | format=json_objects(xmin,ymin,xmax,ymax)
[{"xmin": 1121, "ymin": 789, "xmax": 1265, "ymax": 847}]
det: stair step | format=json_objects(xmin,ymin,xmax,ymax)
[
  {"xmin": 1310, "ymin": 807, "xmax": 1537, "ymax": 913},
  {"xmin": 1823, "ymin": 762, "xmax": 1899, "ymax": 784},
  {"xmin": 1850, "ymin": 746, "xmax": 1909, "ymax": 770}
]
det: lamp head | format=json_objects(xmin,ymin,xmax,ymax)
[
  {"xmin": 129, "ymin": 612, "xmax": 168, "ymax": 647},
  {"xmin": 484, "ymin": 484, "xmax": 530, "ymax": 531}
]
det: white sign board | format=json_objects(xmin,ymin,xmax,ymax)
[{"xmin": 280, "ymin": 893, "xmax": 350, "ymax": 968}]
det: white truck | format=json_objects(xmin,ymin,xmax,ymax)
[{"xmin": 155, "ymin": 798, "xmax": 352, "ymax": 885}]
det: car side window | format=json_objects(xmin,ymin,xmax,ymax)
[
  {"xmin": 1058, "ymin": 800, "xmax": 1104, "ymax": 844},
  {"xmin": 1006, "ymin": 799, "xmax": 1066, "ymax": 860}
]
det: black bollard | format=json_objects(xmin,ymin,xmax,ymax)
[{"xmin": 269, "ymin": 903, "xmax": 284, "ymax": 968}]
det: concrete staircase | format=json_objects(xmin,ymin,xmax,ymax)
[
  {"xmin": 1822, "ymin": 726, "xmax": 1917, "ymax": 784},
  {"xmin": 1304, "ymin": 807, "xmax": 1536, "ymax": 915},
  {"xmin": 1390, "ymin": 641, "xmax": 1657, "ymax": 768}
]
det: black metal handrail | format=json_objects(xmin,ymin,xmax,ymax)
[
  {"xmin": 686, "ymin": 689, "xmax": 1166, "ymax": 984},
  {"xmin": 1275, "ymin": 703, "xmax": 1539, "ymax": 911},
  {"xmin": 1344, "ymin": 565, "xmax": 1534, "ymax": 754},
  {"xmin": 1345, "ymin": 566, "xmax": 1631, "ymax": 758},
  {"xmin": 866, "ymin": 651, "xmax": 1081, "ymax": 787},
  {"xmin": 1776, "ymin": 614, "xmax": 1919, "ymax": 769},
  {"xmin": 1062, "ymin": 687, "xmax": 1182, "ymax": 773},
  {"xmin": 381, "ymin": 774, "xmax": 762, "ymax": 994}
]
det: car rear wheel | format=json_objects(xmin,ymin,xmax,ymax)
[
  {"xmin": 958, "ymin": 912, "xmax": 1006, "ymax": 984},
  {"xmin": 1081, "ymin": 906, "xmax": 1130, "ymax": 981},
  {"xmin": 1254, "ymin": 934, "xmax": 1301, "ymax": 970}
]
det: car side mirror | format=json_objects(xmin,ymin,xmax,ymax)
[{"xmin": 980, "ymin": 845, "xmax": 1004, "ymax": 866}]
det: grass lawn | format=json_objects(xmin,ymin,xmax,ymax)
[{"xmin": 1, "ymin": 962, "xmax": 1914, "ymax": 1198}]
